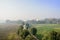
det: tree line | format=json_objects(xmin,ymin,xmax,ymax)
[{"xmin": 6, "ymin": 18, "xmax": 60, "ymax": 24}]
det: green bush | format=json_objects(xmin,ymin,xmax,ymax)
[
  {"xmin": 25, "ymin": 35, "xmax": 37, "ymax": 40},
  {"xmin": 21, "ymin": 29, "xmax": 30, "ymax": 39},
  {"xmin": 31, "ymin": 28, "xmax": 37, "ymax": 35},
  {"xmin": 57, "ymin": 33, "xmax": 60, "ymax": 40},
  {"xmin": 17, "ymin": 25, "xmax": 23, "ymax": 35},
  {"xmin": 50, "ymin": 31, "xmax": 57, "ymax": 40}
]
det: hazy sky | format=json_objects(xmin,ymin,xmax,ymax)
[{"xmin": 0, "ymin": 0, "xmax": 60, "ymax": 21}]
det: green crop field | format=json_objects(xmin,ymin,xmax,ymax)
[
  {"xmin": 0, "ymin": 24, "xmax": 60, "ymax": 40},
  {"xmin": 33, "ymin": 24, "xmax": 60, "ymax": 34},
  {"xmin": 32, "ymin": 24, "xmax": 60, "ymax": 40}
]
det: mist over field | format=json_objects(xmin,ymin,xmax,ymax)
[{"xmin": 0, "ymin": 0, "xmax": 60, "ymax": 40}]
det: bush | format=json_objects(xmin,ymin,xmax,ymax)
[
  {"xmin": 26, "ymin": 23, "xmax": 30, "ymax": 29},
  {"xmin": 50, "ymin": 31, "xmax": 57, "ymax": 40},
  {"xmin": 17, "ymin": 25, "xmax": 23, "ymax": 35},
  {"xmin": 31, "ymin": 28, "xmax": 37, "ymax": 35},
  {"xmin": 21, "ymin": 29, "xmax": 30, "ymax": 39},
  {"xmin": 25, "ymin": 35, "xmax": 37, "ymax": 40}
]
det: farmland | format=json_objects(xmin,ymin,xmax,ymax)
[
  {"xmin": 0, "ymin": 24, "xmax": 60, "ymax": 40},
  {"xmin": 34, "ymin": 24, "xmax": 60, "ymax": 33}
]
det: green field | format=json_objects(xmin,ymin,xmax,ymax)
[
  {"xmin": 33, "ymin": 24, "xmax": 60, "ymax": 34},
  {"xmin": 0, "ymin": 24, "xmax": 60, "ymax": 40},
  {"xmin": 33, "ymin": 24, "xmax": 60, "ymax": 40}
]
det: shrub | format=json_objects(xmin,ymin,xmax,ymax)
[
  {"xmin": 50, "ymin": 31, "xmax": 57, "ymax": 40},
  {"xmin": 31, "ymin": 28, "xmax": 37, "ymax": 35},
  {"xmin": 26, "ymin": 23, "xmax": 30, "ymax": 29},
  {"xmin": 17, "ymin": 25, "xmax": 23, "ymax": 35},
  {"xmin": 25, "ymin": 35, "xmax": 37, "ymax": 40},
  {"xmin": 22, "ymin": 29, "xmax": 30, "ymax": 39}
]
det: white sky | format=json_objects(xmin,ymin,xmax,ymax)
[{"xmin": 0, "ymin": 0, "xmax": 60, "ymax": 21}]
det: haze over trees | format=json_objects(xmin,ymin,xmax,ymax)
[{"xmin": 5, "ymin": 18, "xmax": 60, "ymax": 24}]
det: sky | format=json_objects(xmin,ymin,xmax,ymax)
[{"xmin": 0, "ymin": 0, "xmax": 60, "ymax": 21}]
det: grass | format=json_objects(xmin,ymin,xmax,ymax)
[
  {"xmin": 32, "ymin": 24, "xmax": 60, "ymax": 34},
  {"xmin": 33, "ymin": 24, "xmax": 60, "ymax": 40},
  {"xmin": 0, "ymin": 24, "xmax": 60, "ymax": 40}
]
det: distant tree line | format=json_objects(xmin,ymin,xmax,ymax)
[{"xmin": 6, "ymin": 18, "xmax": 60, "ymax": 24}]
